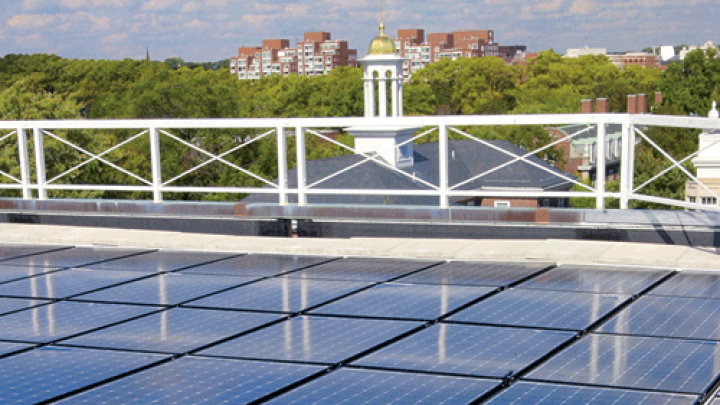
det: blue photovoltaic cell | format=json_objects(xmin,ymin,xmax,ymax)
[
  {"xmin": 0, "ymin": 346, "xmax": 167, "ymax": 404},
  {"xmin": 62, "ymin": 308, "xmax": 282, "ymax": 354},
  {"xmin": 0, "ymin": 269, "xmax": 149, "ymax": 300},
  {"xmin": 73, "ymin": 273, "xmax": 256, "ymax": 306},
  {"xmin": 55, "ymin": 356, "xmax": 324, "ymax": 404},
  {"xmin": 287, "ymin": 257, "xmax": 440, "ymax": 282},
  {"xmin": 397, "ymin": 261, "xmax": 550, "ymax": 287},
  {"xmin": 199, "ymin": 315, "xmax": 421, "ymax": 364},
  {"xmin": 485, "ymin": 381, "xmax": 698, "ymax": 404},
  {"xmin": 0, "ymin": 244, "xmax": 67, "ymax": 261},
  {"xmin": 2, "ymin": 247, "xmax": 150, "ymax": 268},
  {"xmin": 518, "ymin": 265, "xmax": 670, "ymax": 294},
  {"xmin": 268, "ymin": 368, "xmax": 501, "ymax": 404},
  {"xmin": 0, "ymin": 297, "xmax": 50, "ymax": 316},
  {"xmin": 598, "ymin": 295, "xmax": 720, "ymax": 341},
  {"xmin": 354, "ymin": 324, "xmax": 573, "ymax": 378},
  {"xmin": 651, "ymin": 272, "xmax": 720, "ymax": 299},
  {"xmin": 526, "ymin": 333, "xmax": 720, "ymax": 394},
  {"xmin": 186, "ymin": 276, "xmax": 371, "ymax": 313},
  {"xmin": 449, "ymin": 289, "xmax": 629, "ymax": 331},
  {"xmin": 0, "ymin": 341, "xmax": 34, "ymax": 357},
  {"xmin": 180, "ymin": 254, "xmax": 334, "ymax": 277},
  {"xmin": 0, "ymin": 265, "xmax": 62, "ymax": 284},
  {"xmin": 0, "ymin": 301, "xmax": 157, "ymax": 343},
  {"xmin": 82, "ymin": 250, "xmax": 236, "ymax": 272},
  {"xmin": 311, "ymin": 283, "xmax": 494, "ymax": 320}
]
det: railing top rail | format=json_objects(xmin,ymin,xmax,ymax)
[{"xmin": 0, "ymin": 113, "xmax": 639, "ymax": 130}]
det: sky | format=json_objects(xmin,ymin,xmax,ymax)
[{"xmin": 1, "ymin": 0, "xmax": 718, "ymax": 62}]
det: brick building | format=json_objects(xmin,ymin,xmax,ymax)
[
  {"xmin": 393, "ymin": 28, "xmax": 501, "ymax": 80},
  {"xmin": 607, "ymin": 52, "xmax": 660, "ymax": 69},
  {"xmin": 230, "ymin": 32, "xmax": 358, "ymax": 80}
]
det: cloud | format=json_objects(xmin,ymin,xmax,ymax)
[
  {"xmin": 142, "ymin": 0, "xmax": 176, "ymax": 10},
  {"xmin": 568, "ymin": 0, "xmax": 598, "ymax": 15},
  {"xmin": 101, "ymin": 32, "xmax": 128, "ymax": 43},
  {"xmin": 184, "ymin": 18, "xmax": 209, "ymax": 28},
  {"xmin": 181, "ymin": 1, "xmax": 200, "ymax": 12},
  {"xmin": 60, "ymin": 0, "xmax": 134, "ymax": 8},
  {"xmin": 8, "ymin": 14, "xmax": 57, "ymax": 29},
  {"xmin": 285, "ymin": 3, "xmax": 310, "ymax": 16},
  {"xmin": 205, "ymin": 0, "xmax": 227, "ymax": 6}
]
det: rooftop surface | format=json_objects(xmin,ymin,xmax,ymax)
[{"xmin": 1, "ymin": 224, "xmax": 720, "ymax": 404}]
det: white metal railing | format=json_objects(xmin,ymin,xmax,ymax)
[{"xmin": 1, "ymin": 113, "xmax": 720, "ymax": 211}]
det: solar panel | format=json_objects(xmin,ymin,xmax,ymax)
[
  {"xmin": 597, "ymin": 295, "xmax": 720, "ymax": 341},
  {"xmin": 287, "ymin": 257, "xmax": 441, "ymax": 282},
  {"xmin": 72, "ymin": 273, "xmax": 257, "ymax": 306},
  {"xmin": 2, "ymin": 246, "xmax": 150, "ymax": 268},
  {"xmin": 0, "ymin": 269, "xmax": 149, "ymax": 300},
  {"xmin": 651, "ymin": 272, "xmax": 720, "ymax": 299},
  {"xmin": 267, "ymin": 368, "xmax": 502, "ymax": 404},
  {"xmin": 198, "ymin": 315, "xmax": 421, "ymax": 364},
  {"xmin": 449, "ymin": 289, "xmax": 629, "ymax": 331},
  {"xmin": 485, "ymin": 381, "xmax": 698, "ymax": 404},
  {"xmin": 0, "ymin": 297, "xmax": 50, "ymax": 316},
  {"xmin": 60, "ymin": 308, "xmax": 282, "ymax": 354},
  {"xmin": 185, "ymin": 276, "xmax": 371, "ymax": 313},
  {"xmin": 0, "ymin": 244, "xmax": 67, "ymax": 261},
  {"xmin": 82, "ymin": 250, "xmax": 236, "ymax": 272},
  {"xmin": 0, "ymin": 265, "xmax": 63, "ymax": 284},
  {"xmin": 526, "ymin": 333, "xmax": 720, "ymax": 394},
  {"xmin": 518, "ymin": 265, "xmax": 670, "ymax": 294},
  {"xmin": 179, "ymin": 254, "xmax": 334, "ymax": 277},
  {"xmin": 354, "ymin": 324, "xmax": 574, "ymax": 378},
  {"xmin": 0, "ymin": 301, "xmax": 156, "ymax": 343},
  {"xmin": 54, "ymin": 356, "xmax": 325, "ymax": 404},
  {"xmin": 0, "ymin": 346, "xmax": 168, "ymax": 404},
  {"xmin": 396, "ymin": 261, "xmax": 550, "ymax": 287},
  {"xmin": 0, "ymin": 341, "xmax": 34, "ymax": 357},
  {"xmin": 311, "ymin": 283, "xmax": 495, "ymax": 321}
]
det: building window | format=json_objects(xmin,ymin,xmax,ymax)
[
  {"xmin": 494, "ymin": 201, "xmax": 511, "ymax": 208},
  {"xmin": 689, "ymin": 197, "xmax": 697, "ymax": 203},
  {"xmin": 542, "ymin": 199, "xmax": 550, "ymax": 207},
  {"xmin": 702, "ymin": 197, "xmax": 718, "ymax": 205}
]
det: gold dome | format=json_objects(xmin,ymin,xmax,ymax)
[{"xmin": 367, "ymin": 23, "xmax": 397, "ymax": 55}]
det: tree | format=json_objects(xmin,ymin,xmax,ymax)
[{"xmin": 659, "ymin": 48, "xmax": 720, "ymax": 116}]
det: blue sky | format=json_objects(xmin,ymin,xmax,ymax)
[{"xmin": 1, "ymin": 0, "xmax": 718, "ymax": 61}]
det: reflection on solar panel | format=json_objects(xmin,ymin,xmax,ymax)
[
  {"xmin": 83, "ymin": 250, "xmax": 237, "ymax": 272},
  {"xmin": 179, "ymin": 254, "xmax": 334, "ymax": 277},
  {"xmin": 288, "ymin": 257, "xmax": 440, "ymax": 282},
  {"xmin": 598, "ymin": 295, "xmax": 720, "ymax": 340},
  {"xmin": 449, "ymin": 289, "xmax": 629, "ymax": 331},
  {"xmin": 651, "ymin": 271, "xmax": 720, "ymax": 299},
  {"xmin": 519, "ymin": 265, "xmax": 670, "ymax": 294},
  {"xmin": 527, "ymin": 333, "xmax": 720, "ymax": 394},
  {"xmin": 354, "ymin": 324, "xmax": 574, "ymax": 378},
  {"xmin": 267, "ymin": 368, "xmax": 501, "ymax": 404},
  {"xmin": 185, "ymin": 276, "xmax": 371, "ymax": 313},
  {"xmin": 54, "ymin": 356, "xmax": 324, "ymax": 404},
  {"xmin": 396, "ymin": 261, "xmax": 550, "ymax": 287},
  {"xmin": 486, "ymin": 381, "xmax": 698, "ymax": 404},
  {"xmin": 61, "ymin": 308, "xmax": 282, "ymax": 354},
  {"xmin": 2, "ymin": 246, "xmax": 149, "ymax": 268},
  {"xmin": 1, "ymin": 243, "xmax": 720, "ymax": 403},
  {"xmin": 311, "ymin": 283, "xmax": 495, "ymax": 320},
  {"xmin": 199, "ymin": 315, "xmax": 421, "ymax": 364}
]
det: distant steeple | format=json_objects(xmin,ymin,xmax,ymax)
[{"xmin": 146, "ymin": 47, "xmax": 150, "ymax": 61}]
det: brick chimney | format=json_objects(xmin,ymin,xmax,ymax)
[
  {"xmin": 582, "ymin": 99, "xmax": 594, "ymax": 113},
  {"xmin": 596, "ymin": 98, "xmax": 609, "ymax": 113},
  {"xmin": 655, "ymin": 92, "xmax": 662, "ymax": 104},
  {"xmin": 627, "ymin": 94, "xmax": 638, "ymax": 114},
  {"xmin": 637, "ymin": 94, "xmax": 647, "ymax": 113}
]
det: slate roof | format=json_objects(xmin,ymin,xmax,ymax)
[{"xmin": 242, "ymin": 139, "xmax": 576, "ymax": 206}]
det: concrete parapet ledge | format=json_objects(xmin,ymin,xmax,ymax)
[{"xmin": 0, "ymin": 223, "xmax": 718, "ymax": 271}]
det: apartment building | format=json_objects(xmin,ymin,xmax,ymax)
[
  {"xmin": 393, "ymin": 29, "xmax": 500, "ymax": 80},
  {"xmin": 230, "ymin": 32, "xmax": 358, "ymax": 80}
]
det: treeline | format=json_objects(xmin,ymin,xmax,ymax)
[{"xmin": 0, "ymin": 50, "xmax": 718, "ymax": 206}]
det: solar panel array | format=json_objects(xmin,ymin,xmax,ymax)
[{"xmin": 0, "ymin": 244, "xmax": 718, "ymax": 403}]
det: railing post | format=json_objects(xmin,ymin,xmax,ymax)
[
  {"xmin": 619, "ymin": 121, "xmax": 631, "ymax": 209},
  {"xmin": 277, "ymin": 126, "xmax": 288, "ymax": 205},
  {"xmin": 595, "ymin": 123, "xmax": 606, "ymax": 210},
  {"xmin": 16, "ymin": 127, "xmax": 32, "ymax": 200},
  {"xmin": 32, "ymin": 128, "xmax": 47, "ymax": 200},
  {"xmin": 296, "ymin": 126, "xmax": 307, "ymax": 206},
  {"xmin": 149, "ymin": 126, "xmax": 163, "ymax": 203},
  {"xmin": 439, "ymin": 124, "xmax": 449, "ymax": 208}
]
